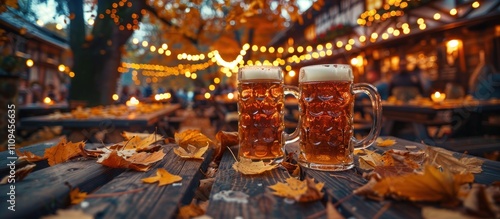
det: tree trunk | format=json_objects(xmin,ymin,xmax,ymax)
[{"xmin": 67, "ymin": 0, "xmax": 144, "ymax": 107}]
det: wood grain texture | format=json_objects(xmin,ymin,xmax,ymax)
[
  {"xmin": 0, "ymin": 159, "xmax": 124, "ymax": 218},
  {"xmin": 206, "ymin": 147, "xmax": 326, "ymax": 219},
  {"xmin": 72, "ymin": 144, "xmax": 213, "ymax": 219}
]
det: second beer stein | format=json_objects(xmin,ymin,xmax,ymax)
[
  {"xmin": 297, "ymin": 64, "xmax": 382, "ymax": 171},
  {"xmin": 237, "ymin": 66, "xmax": 299, "ymax": 163}
]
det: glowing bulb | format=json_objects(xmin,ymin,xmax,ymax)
[
  {"xmin": 43, "ymin": 97, "xmax": 53, "ymax": 104},
  {"xmin": 26, "ymin": 59, "xmax": 34, "ymax": 67},
  {"xmin": 112, "ymin": 94, "xmax": 119, "ymax": 101}
]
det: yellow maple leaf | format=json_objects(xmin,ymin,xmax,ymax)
[
  {"xmin": 44, "ymin": 138, "xmax": 84, "ymax": 166},
  {"xmin": 268, "ymin": 177, "xmax": 324, "ymax": 202},
  {"xmin": 122, "ymin": 132, "xmax": 163, "ymax": 150},
  {"xmin": 376, "ymin": 138, "xmax": 396, "ymax": 147},
  {"xmin": 142, "ymin": 168, "xmax": 182, "ymax": 186},
  {"xmin": 69, "ymin": 188, "xmax": 87, "ymax": 205},
  {"xmin": 372, "ymin": 165, "xmax": 474, "ymax": 202},
  {"xmin": 97, "ymin": 150, "xmax": 165, "ymax": 172},
  {"xmin": 16, "ymin": 149, "xmax": 47, "ymax": 162},
  {"xmin": 174, "ymin": 129, "xmax": 212, "ymax": 150},
  {"xmin": 174, "ymin": 145, "xmax": 209, "ymax": 160},
  {"xmin": 232, "ymin": 157, "xmax": 278, "ymax": 175}
]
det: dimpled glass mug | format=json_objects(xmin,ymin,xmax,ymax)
[
  {"xmin": 297, "ymin": 64, "xmax": 382, "ymax": 171},
  {"xmin": 237, "ymin": 66, "xmax": 299, "ymax": 163}
]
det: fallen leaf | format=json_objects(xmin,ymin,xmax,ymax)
[
  {"xmin": 213, "ymin": 131, "xmax": 238, "ymax": 162},
  {"xmin": 372, "ymin": 165, "xmax": 473, "ymax": 203},
  {"xmin": 16, "ymin": 150, "xmax": 46, "ymax": 162},
  {"xmin": 41, "ymin": 209, "xmax": 93, "ymax": 219},
  {"xmin": 177, "ymin": 201, "xmax": 206, "ymax": 219},
  {"xmin": 0, "ymin": 164, "xmax": 36, "ymax": 184},
  {"xmin": 122, "ymin": 132, "xmax": 163, "ymax": 150},
  {"xmin": 142, "ymin": 168, "xmax": 182, "ymax": 186},
  {"xmin": 326, "ymin": 201, "xmax": 345, "ymax": 219},
  {"xmin": 463, "ymin": 183, "xmax": 500, "ymax": 218},
  {"xmin": 175, "ymin": 129, "xmax": 212, "ymax": 150},
  {"xmin": 69, "ymin": 188, "xmax": 87, "ymax": 205},
  {"xmin": 97, "ymin": 150, "xmax": 164, "ymax": 172},
  {"xmin": 45, "ymin": 138, "xmax": 84, "ymax": 166},
  {"xmin": 425, "ymin": 146, "xmax": 484, "ymax": 174},
  {"xmin": 126, "ymin": 150, "xmax": 166, "ymax": 166},
  {"xmin": 232, "ymin": 157, "xmax": 278, "ymax": 175},
  {"xmin": 358, "ymin": 149, "xmax": 384, "ymax": 170},
  {"xmin": 268, "ymin": 177, "xmax": 324, "ymax": 202},
  {"xmin": 174, "ymin": 145, "xmax": 209, "ymax": 159},
  {"xmin": 376, "ymin": 138, "xmax": 396, "ymax": 147}
]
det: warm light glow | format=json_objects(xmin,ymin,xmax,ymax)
[
  {"xmin": 214, "ymin": 78, "xmax": 220, "ymax": 84},
  {"xmin": 289, "ymin": 70, "xmax": 296, "ymax": 77},
  {"xmin": 350, "ymin": 57, "xmax": 359, "ymax": 66},
  {"xmin": 209, "ymin": 84, "xmax": 215, "ymax": 91},
  {"xmin": 132, "ymin": 38, "xmax": 139, "ymax": 44},
  {"xmin": 204, "ymin": 92, "xmax": 211, "ymax": 99},
  {"xmin": 447, "ymin": 39, "xmax": 459, "ymax": 49},
  {"xmin": 431, "ymin": 91, "xmax": 446, "ymax": 103},
  {"xmin": 55, "ymin": 24, "xmax": 63, "ymax": 30},
  {"xmin": 43, "ymin": 97, "xmax": 53, "ymax": 105},
  {"xmin": 126, "ymin": 97, "xmax": 140, "ymax": 107},
  {"xmin": 112, "ymin": 94, "xmax": 119, "ymax": 101},
  {"xmin": 450, "ymin": 8, "xmax": 457, "ymax": 16},
  {"xmin": 433, "ymin": 13, "xmax": 441, "ymax": 20},
  {"xmin": 58, "ymin": 64, "xmax": 65, "ymax": 72},
  {"xmin": 26, "ymin": 59, "xmax": 34, "ymax": 67},
  {"xmin": 69, "ymin": 72, "xmax": 75, "ymax": 78},
  {"xmin": 154, "ymin": 94, "xmax": 161, "ymax": 101},
  {"xmin": 88, "ymin": 18, "xmax": 95, "ymax": 25},
  {"xmin": 36, "ymin": 20, "xmax": 44, "ymax": 26},
  {"xmin": 227, "ymin": 93, "xmax": 234, "ymax": 100},
  {"xmin": 472, "ymin": 1, "xmax": 480, "ymax": 8}
]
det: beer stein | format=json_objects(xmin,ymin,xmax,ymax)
[
  {"xmin": 237, "ymin": 66, "xmax": 299, "ymax": 163},
  {"xmin": 297, "ymin": 64, "xmax": 382, "ymax": 171}
]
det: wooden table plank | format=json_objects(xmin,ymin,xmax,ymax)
[
  {"xmin": 0, "ymin": 159, "xmax": 124, "ymax": 218},
  {"xmin": 206, "ymin": 147, "xmax": 326, "ymax": 219},
  {"xmin": 71, "ymin": 145, "xmax": 213, "ymax": 219},
  {"xmin": 20, "ymin": 104, "xmax": 181, "ymax": 128}
]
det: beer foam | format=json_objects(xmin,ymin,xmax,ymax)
[
  {"xmin": 238, "ymin": 66, "xmax": 282, "ymax": 81},
  {"xmin": 299, "ymin": 64, "xmax": 353, "ymax": 82}
]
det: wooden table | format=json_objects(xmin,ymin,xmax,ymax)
[
  {"xmin": 2, "ymin": 136, "xmax": 498, "ymax": 218},
  {"xmin": 380, "ymin": 100, "xmax": 500, "ymax": 142},
  {"xmin": 19, "ymin": 103, "xmax": 70, "ymax": 118},
  {"xmin": 19, "ymin": 104, "xmax": 181, "ymax": 142},
  {"xmin": 0, "ymin": 140, "xmax": 212, "ymax": 218}
]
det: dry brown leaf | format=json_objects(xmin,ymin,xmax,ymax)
[
  {"xmin": 41, "ymin": 209, "xmax": 93, "ymax": 219},
  {"xmin": 463, "ymin": 183, "xmax": 500, "ymax": 218},
  {"xmin": 16, "ymin": 150, "xmax": 46, "ymax": 162},
  {"xmin": 358, "ymin": 149, "xmax": 384, "ymax": 170},
  {"xmin": 126, "ymin": 150, "xmax": 165, "ymax": 166},
  {"xmin": 177, "ymin": 201, "xmax": 206, "ymax": 219},
  {"xmin": 175, "ymin": 129, "xmax": 212, "ymax": 150},
  {"xmin": 232, "ymin": 157, "xmax": 278, "ymax": 175},
  {"xmin": 174, "ymin": 145, "xmax": 209, "ymax": 160},
  {"xmin": 0, "ymin": 164, "xmax": 36, "ymax": 184},
  {"xmin": 142, "ymin": 168, "xmax": 182, "ymax": 186},
  {"xmin": 97, "ymin": 150, "xmax": 156, "ymax": 172},
  {"xmin": 425, "ymin": 146, "xmax": 484, "ymax": 174},
  {"xmin": 376, "ymin": 138, "xmax": 396, "ymax": 147},
  {"xmin": 69, "ymin": 188, "xmax": 87, "ymax": 205},
  {"xmin": 326, "ymin": 201, "xmax": 345, "ymax": 219},
  {"xmin": 121, "ymin": 132, "xmax": 163, "ymax": 150},
  {"xmin": 372, "ymin": 165, "xmax": 474, "ymax": 203},
  {"xmin": 44, "ymin": 138, "xmax": 84, "ymax": 166},
  {"xmin": 268, "ymin": 177, "xmax": 324, "ymax": 202},
  {"xmin": 213, "ymin": 131, "xmax": 238, "ymax": 162}
]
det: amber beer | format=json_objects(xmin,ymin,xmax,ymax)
[
  {"xmin": 298, "ymin": 64, "xmax": 382, "ymax": 171},
  {"xmin": 237, "ymin": 66, "xmax": 298, "ymax": 163}
]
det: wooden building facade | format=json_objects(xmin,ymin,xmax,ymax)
[{"xmin": 270, "ymin": 0, "xmax": 500, "ymax": 96}]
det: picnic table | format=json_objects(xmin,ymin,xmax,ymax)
[
  {"xmin": 1, "ymin": 136, "xmax": 498, "ymax": 218},
  {"xmin": 19, "ymin": 103, "xmax": 181, "ymax": 143}
]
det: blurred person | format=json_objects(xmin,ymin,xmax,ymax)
[
  {"xmin": 366, "ymin": 69, "xmax": 390, "ymax": 100},
  {"xmin": 143, "ymin": 84, "xmax": 153, "ymax": 98},
  {"xmin": 389, "ymin": 59, "xmax": 424, "ymax": 101},
  {"xmin": 118, "ymin": 85, "xmax": 130, "ymax": 104}
]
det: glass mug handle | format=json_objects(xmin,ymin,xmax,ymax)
[
  {"xmin": 284, "ymin": 85, "xmax": 300, "ymax": 144},
  {"xmin": 353, "ymin": 83, "xmax": 382, "ymax": 149}
]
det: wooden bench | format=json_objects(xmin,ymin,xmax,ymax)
[{"xmin": 0, "ymin": 140, "xmax": 212, "ymax": 218}]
